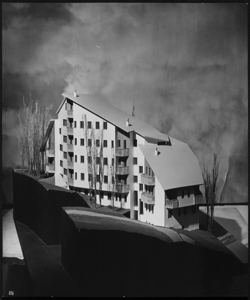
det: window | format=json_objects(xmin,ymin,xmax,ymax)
[
  {"xmin": 108, "ymin": 192, "xmax": 111, "ymax": 200},
  {"xmin": 88, "ymin": 121, "xmax": 91, "ymax": 129},
  {"xmin": 63, "ymin": 135, "xmax": 67, "ymax": 143},
  {"xmin": 112, "ymin": 158, "xmax": 114, "ymax": 166},
  {"xmin": 60, "ymin": 160, "xmax": 63, "ymax": 167},
  {"xmin": 75, "ymin": 172, "xmax": 77, "ymax": 180},
  {"xmin": 184, "ymin": 207, "xmax": 187, "ymax": 215},
  {"xmin": 97, "ymin": 175, "xmax": 100, "ymax": 182},
  {"xmin": 134, "ymin": 139, "xmax": 137, "ymax": 147},
  {"xmin": 88, "ymin": 156, "xmax": 92, "ymax": 164},
  {"xmin": 63, "ymin": 119, "xmax": 67, "ymax": 126},
  {"xmin": 188, "ymin": 189, "xmax": 190, "ymax": 197},
  {"xmin": 81, "ymin": 173, "xmax": 85, "ymax": 181},
  {"xmin": 168, "ymin": 210, "xmax": 172, "ymax": 218},
  {"xmin": 75, "ymin": 138, "xmax": 77, "ymax": 145},
  {"xmin": 104, "ymin": 158, "xmax": 108, "ymax": 165},
  {"xmin": 111, "ymin": 141, "xmax": 114, "ymax": 148},
  {"xmin": 140, "ymin": 200, "xmax": 144, "ymax": 214},
  {"xmin": 104, "ymin": 140, "xmax": 107, "ymax": 147},
  {"xmin": 103, "ymin": 122, "xmax": 107, "ymax": 129},
  {"xmin": 139, "ymin": 166, "xmax": 143, "ymax": 173},
  {"xmin": 81, "ymin": 156, "xmax": 84, "ymax": 163},
  {"xmin": 75, "ymin": 155, "xmax": 77, "ymax": 163},
  {"xmin": 59, "ymin": 128, "xmax": 61, "ymax": 134},
  {"xmin": 123, "ymin": 140, "xmax": 126, "ymax": 148},
  {"xmin": 80, "ymin": 121, "xmax": 84, "ymax": 128},
  {"xmin": 65, "ymin": 103, "xmax": 67, "ymax": 110},
  {"xmin": 80, "ymin": 138, "xmax": 84, "ymax": 146},
  {"xmin": 149, "ymin": 168, "xmax": 151, "ymax": 176},
  {"xmin": 96, "ymin": 157, "xmax": 100, "ymax": 164},
  {"xmin": 96, "ymin": 122, "xmax": 99, "ymax": 129},
  {"xmin": 96, "ymin": 139, "xmax": 100, "ymax": 147},
  {"xmin": 60, "ymin": 144, "xmax": 63, "ymax": 151},
  {"xmin": 124, "ymin": 196, "xmax": 127, "ymax": 203},
  {"xmin": 178, "ymin": 208, "xmax": 181, "ymax": 217},
  {"xmin": 133, "ymin": 157, "xmax": 137, "ymax": 165},
  {"xmin": 139, "ymin": 184, "xmax": 143, "ymax": 191},
  {"xmin": 146, "ymin": 167, "xmax": 148, "ymax": 175},
  {"xmin": 134, "ymin": 176, "xmax": 138, "ymax": 183},
  {"xmin": 118, "ymin": 140, "xmax": 121, "ymax": 148},
  {"xmin": 64, "ymin": 168, "xmax": 67, "ymax": 175},
  {"xmin": 88, "ymin": 174, "xmax": 92, "ymax": 181},
  {"xmin": 192, "ymin": 205, "xmax": 196, "ymax": 214},
  {"xmin": 63, "ymin": 152, "xmax": 67, "ymax": 159},
  {"xmin": 74, "ymin": 121, "xmax": 76, "ymax": 128},
  {"xmin": 88, "ymin": 139, "xmax": 91, "ymax": 147},
  {"xmin": 182, "ymin": 189, "xmax": 184, "ymax": 198},
  {"xmin": 134, "ymin": 191, "xmax": 138, "ymax": 206},
  {"xmin": 104, "ymin": 176, "xmax": 108, "ymax": 184}
]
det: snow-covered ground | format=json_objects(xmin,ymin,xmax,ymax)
[{"xmin": 199, "ymin": 205, "xmax": 248, "ymax": 263}]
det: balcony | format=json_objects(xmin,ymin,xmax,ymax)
[
  {"xmin": 67, "ymin": 127, "xmax": 74, "ymax": 135},
  {"xmin": 116, "ymin": 148, "xmax": 129, "ymax": 157},
  {"xmin": 116, "ymin": 184, "xmax": 130, "ymax": 193},
  {"xmin": 46, "ymin": 163, "xmax": 55, "ymax": 173},
  {"xmin": 68, "ymin": 160, "xmax": 74, "ymax": 169},
  {"xmin": 67, "ymin": 143, "xmax": 74, "ymax": 152},
  {"xmin": 141, "ymin": 174, "xmax": 155, "ymax": 185},
  {"xmin": 46, "ymin": 149, "xmax": 55, "ymax": 157},
  {"xmin": 141, "ymin": 192, "xmax": 155, "ymax": 204},
  {"xmin": 68, "ymin": 177, "xmax": 74, "ymax": 186},
  {"xmin": 67, "ymin": 109, "xmax": 73, "ymax": 117},
  {"xmin": 116, "ymin": 166, "xmax": 129, "ymax": 175},
  {"xmin": 165, "ymin": 195, "xmax": 202, "ymax": 209}
]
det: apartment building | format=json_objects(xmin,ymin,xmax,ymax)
[{"xmin": 40, "ymin": 92, "xmax": 204, "ymax": 230}]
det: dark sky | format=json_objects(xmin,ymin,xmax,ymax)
[{"xmin": 2, "ymin": 3, "xmax": 248, "ymax": 203}]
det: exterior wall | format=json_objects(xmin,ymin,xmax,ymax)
[
  {"xmin": 165, "ymin": 205, "xmax": 199, "ymax": 231},
  {"xmin": 54, "ymin": 120, "xmax": 60, "ymax": 177},
  {"xmin": 133, "ymin": 134, "xmax": 145, "ymax": 220}
]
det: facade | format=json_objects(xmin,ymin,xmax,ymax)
[{"xmin": 40, "ymin": 92, "xmax": 204, "ymax": 230}]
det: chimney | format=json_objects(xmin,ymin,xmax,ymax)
[
  {"xmin": 126, "ymin": 118, "xmax": 130, "ymax": 127},
  {"xmin": 74, "ymin": 90, "xmax": 77, "ymax": 97},
  {"xmin": 155, "ymin": 147, "xmax": 158, "ymax": 156}
]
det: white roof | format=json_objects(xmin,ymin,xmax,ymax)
[
  {"xmin": 57, "ymin": 92, "xmax": 170, "ymax": 142},
  {"xmin": 139, "ymin": 143, "xmax": 203, "ymax": 190}
]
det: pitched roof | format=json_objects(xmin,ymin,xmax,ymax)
[
  {"xmin": 58, "ymin": 93, "xmax": 170, "ymax": 143},
  {"xmin": 139, "ymin": 143, "xmax": 203, "ymax": 190},
  {"xmin": 40, "ymin": 119, "xmax": 55, "ymax": 152}
]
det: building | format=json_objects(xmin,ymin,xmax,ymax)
[{"xmin": 40, "ymin": 92, "xmax": 204, "ymax": 230}]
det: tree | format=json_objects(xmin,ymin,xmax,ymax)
[
  {"xmin": 17, "ymin": 97, "xmax": 50, "ymax": 175},
  {"xmin": 202, "ymin": 154, "xmax": 220, "ymax": 236}
]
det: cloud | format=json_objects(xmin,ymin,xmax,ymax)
[{"xmin": 2, "ymin": 3, "xmax": 248, "ymax": 204}]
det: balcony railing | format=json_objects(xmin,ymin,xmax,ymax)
[
  {"xmin": 68, "ymin": 160, "xmax": 74, "ymax": 169},
  {"xmin": 116, "ymin": 148, "xmax": 129, "ymax": 157},
  {"xmin": 116, "ymin": 166, "xmax": 129, "ymax": 175},
  {"xmin": 46, "ymin": 149, "xmax": 55, "ymax": 157},
  {"xmin": 195, "ymin": 195, "xmax": 203, "ymax": 204},
  {"xmin": 116, "ymin": 184, "xmax": 130, "ymax": 193},
  {"xmin": 165, "ymin": 195, "xmax": 202, "ymax": 209},
  {"xmin": 67, "ymin": 143, "xmax": 74, "ymax": 152},
  {"xmin": 46, "ymin": 163, "xmax": 55, "ymax": 172},
  {"xmin": 165, "ymin": 199, "xmax": 179, "ymax": 209},
  {"xmin": 141, "ymin": 192, "xmax": 155, "ymax": 204},
  {"xmin": 67, "ymin": 109, "xmax": 73, "ymax": 117},
  {"xmin": 141, "ymin": 174, "xmax": 155, "ymax": 185},
  {"xmin": 67, "ymin": 127, "xmax": 74, "ymax": 135}
]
